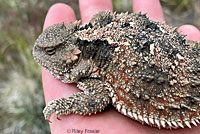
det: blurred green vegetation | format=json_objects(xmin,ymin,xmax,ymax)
[
  {"xmin": 0, "ymin": 0, "xmax": 79, "ymax": 133},
  {"xmin": 0, "ymin": 0, "xmax": 49, "ymax": 133},
  {"xmin": 161, "ymin": 0, "xmax": 193, "ymax": 13},
  {"xmin": 0, "ymin": 0, "xmax": 199, "ymax": 134},
  {"xmin": 160, "ymin": 0, "xmax": 200, "ymax": 28}
]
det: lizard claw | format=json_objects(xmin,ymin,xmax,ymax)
[
  {"xmin": 56, "ymin": 116, "xmax": 61, "ymax": 120},
  {"xmin": 43, "ymin": 98, "xmax": 69, "ymax": 121},
  {"xmin": 47, "ymin": 119, "xmax": 52, "ymax": 123}
]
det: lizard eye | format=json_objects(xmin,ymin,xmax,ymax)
[{"xmin": 44, "ymin": 47, "xmax": 56, "ymax": 55}]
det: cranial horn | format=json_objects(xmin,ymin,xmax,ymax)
[{"xmin": 60, "ymin": 22, "xmax": 65, "ymax": 29}]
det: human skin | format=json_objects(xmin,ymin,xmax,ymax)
[{"xmin": 41, "ymin": 0, "xmax": 200, "ymax": 134}]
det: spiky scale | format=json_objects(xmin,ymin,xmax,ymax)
[
  {"xmin": 149, "ymin": 118, "xmax": 154, "ymax": 125},
  {"xmin": 160, "ymin": 120, "xmax": 166, "ymax": 128},
  {"xmin": 33, "ymin": 10, "xmax": 200, "ymax": 129},
  {"xmin": 144, "ymin": 117, "xmax": 149, "ymax": 125},
  {"xmin": 185, "ymin": 121, "xmax": 192, "ymax": 128},
  {"xmin": 133, "ymin": 113, "xmax": 138, "ymax": 120}
]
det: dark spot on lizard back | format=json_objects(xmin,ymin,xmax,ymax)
[
  {"xmin": 100, "ymin": 15, "xmax": 112, "ymax": 27},
  {"xmin": 77, "ymin": 38, "xmax": 114, "ymax": 68},
  {"xmin": 79, "ymin": 22, "xmax": 93, "ymax": 31}
]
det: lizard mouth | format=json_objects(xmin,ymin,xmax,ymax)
[
  {"xmin": 33, "ymin": 53, "xmax": 81, "ymax": 82},
  {"xmin": 33, "ymin": 55, "xmax": 67, "ymax": 75}
]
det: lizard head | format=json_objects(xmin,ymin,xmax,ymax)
[{"xmin": 33, "ymin": 22, "xmax": 82, "ymax": 82}]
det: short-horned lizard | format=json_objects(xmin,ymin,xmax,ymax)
[{"xmin": 33, "ymin": 11, "xmax": 200, "ymax": 129}]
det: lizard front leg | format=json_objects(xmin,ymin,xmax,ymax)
[
  {"xmin": 62, "ymin": 59, "xmax": 94, "ymax": 83},
  {"xmin": 43, "ymin": 79, "xmax": 111, "ymax": 121}
]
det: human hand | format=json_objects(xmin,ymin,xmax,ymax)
[{"xmin": 42, "ymin": 0, "xmax": 200, "ymax": 134}]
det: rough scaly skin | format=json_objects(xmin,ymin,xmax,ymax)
[{"xmin": 33, "ymin": 11, "xmax": 200, "ymax": 129}]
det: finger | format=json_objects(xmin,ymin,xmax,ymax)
[
  {"xmin": 42, "ymin": 69, "xmax": 79, "ymax": 103},
  {"xmin": 43, "ymin": 3, "xmax": 78, "ymax": 103},
  {"xmin": 42, "ymin": 4, "xmax": 78, "ymax": 104},
  {"xmin": 132, "ymin": 0, "xmax": 164, "ymax": 22},
  {"xmin": 42, "ymin": 69, "xmax": 80, "ymax": 133},
  {"xmin": 79, "ymin": 0, "xmax": 113, "ymax": 23},
  {"xmin": 42, "ymin": 3, "xmax": 80, "ymax": 134},
  {"xmin": 43, "ymin": 3, "xmax": 76, "ymax": 30},
  {"xmin": 178, "ymin": 25, "xmax": 200, "ymax": 41}
]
